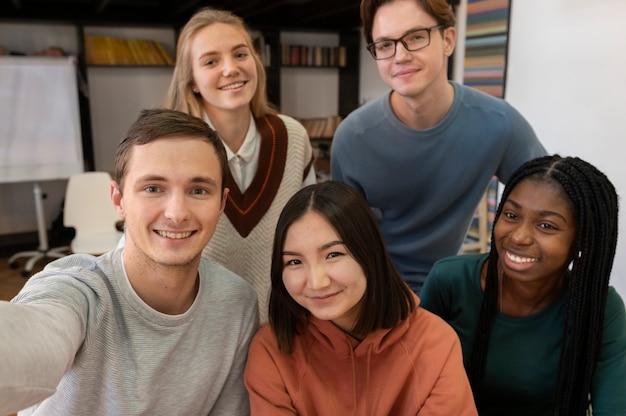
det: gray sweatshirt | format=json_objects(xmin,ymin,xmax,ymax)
[{"xmin": 0, "ymin": 249, "xmax": 258, "ymax": 415}]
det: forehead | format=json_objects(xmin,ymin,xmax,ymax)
[
  {"xmin": 191, "ymin": 23, "xmax": 246, "ymax": 53},
  {"xmin": 507, "ymin": 179, "xmax": 574, "ymax": 218},
  {"xmin": 126, "ymin": 137, "xmax": 221, "ymax": 182},
  {"xmin": 285, "ymin": 211, "xmax": 338, "ymax": 244},
  {"xmin": 373, "ymin": 0, "xmax": 434, "ymax": 38}
]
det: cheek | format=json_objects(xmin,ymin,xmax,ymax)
[
  {"xmin": 282, "ymin": 269, "xmax": 303, "ymax": 297},
  {"xmin": 549, "ymin": 237, "xmax": 577, "ymax": 264},
  {"xmin": 492, "ymin": 221, "xmax": 507, "ymax": 242},
  {"xmin": 376, "ymin": 60, "xmax": 390, "ymax": 76}
]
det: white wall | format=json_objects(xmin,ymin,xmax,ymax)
[
  {"xmin": 505, "ymin": 0, "xmax": 626, "ymax": 298},
  {"xmin": 279, "ymin": 31, "xmax": 340, "ymax": 118},
  {"xmin": 88, "ymin": 67, "xmax": 172, "ymax": 173}
]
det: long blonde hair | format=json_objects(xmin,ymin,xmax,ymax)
[{"xmin": 161, "ymin": 7, "xmax": 276, "ymax": 118}]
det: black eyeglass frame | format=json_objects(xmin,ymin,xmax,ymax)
[{"xmin": 366, "ymin": 25, "xmax": 446, "ymax": 60}]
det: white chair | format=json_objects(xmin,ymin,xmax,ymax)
[{"xmin": 64, "ymin": 171, "xmax": 124, "ymax": 255}]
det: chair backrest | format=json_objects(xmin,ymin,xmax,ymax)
[{"xmin": 63, "ymin": 171, "xmax": 122, "ymax": 253}]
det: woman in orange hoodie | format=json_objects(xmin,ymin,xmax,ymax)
[{"xmin": 244, "ymin": 181, "xmax": 477, "ymax": 415}]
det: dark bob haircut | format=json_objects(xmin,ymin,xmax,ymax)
[{"xmin": 268, "ymin": 180, "xmax": 415, "ymax": 353}]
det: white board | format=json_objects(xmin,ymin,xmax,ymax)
[{"xmin": 0, "ymin": 56, "xmax": 84, "ymax": 183}]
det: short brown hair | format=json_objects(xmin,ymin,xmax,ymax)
[
  {"xmin": 114, "ymin": 108, "xmax": 228, "ymax": 193},
  {"xmin": 360, "ymin": 0, "xmax": 456, "ymax": 44}
]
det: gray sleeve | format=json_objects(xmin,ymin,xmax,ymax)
[{"xmin": 0, "ymin": 301, "xmax": 83, "ymax": 415}]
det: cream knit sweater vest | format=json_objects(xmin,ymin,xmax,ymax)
[{"xmin": 202, "ymin": 114, "xmax": 313, "ymax": 323}]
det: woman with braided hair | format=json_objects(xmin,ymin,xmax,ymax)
[{"xmin": 420, "ymin": 155, "xmax": 626, "ymax": 415}]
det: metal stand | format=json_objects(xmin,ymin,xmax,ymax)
[{"xmin": 8, "ymin": 182, "xmax": 69, "ymax": 277}]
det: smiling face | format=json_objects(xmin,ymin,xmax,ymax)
[
  {"xmin": 371, "ymin": 0, "xmax": 455, "ymax": 99},
  {"xmin": 494, "ymin": 178, "xmax": 577, "ymax": 287},
  {"xmin": 112, "ymin": 137, "xmax": 227, "ymax": 270},
  {"xmin": 190, "ymin": 22, "xmax": 258, "ymax": 118},
  {"xmin": 281, "ymin": 211, "xmax": 367, "ymax": 333}
]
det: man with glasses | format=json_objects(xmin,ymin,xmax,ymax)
[{"xmin": 331, "ymin": 0, "xmax": 546, "ymax": 294}]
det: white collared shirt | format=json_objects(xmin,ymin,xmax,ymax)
[{"xmin": 204, "ymin": 113, "xmax": 259, "ymax": 192}]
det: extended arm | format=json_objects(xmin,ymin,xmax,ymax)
[{"xmin": 0, "ymin": 301, "xmax": 83, "ymax": 415}]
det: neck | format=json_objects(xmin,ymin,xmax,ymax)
[
  {"xmin": 390, "ymin": 80, "xmax": 454, "ymax": 130},
  {"xmin": 123, "ymin": 249, "xmax": 200, "ymax": 315},
  {"xmin": 204, "ymin": 106, "xmax": 251, "ymax": 153},
  {"xmin": 498, "ymin": 269, "xmax": 565, "ymax": 318}
]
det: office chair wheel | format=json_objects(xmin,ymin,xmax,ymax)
[
  {"xmin": 9, "ymin": 261, "xmax": 19, "ymax": 269},
  {"xmin": 22, "ymin": 270, "xmax": 31, "ymax": 278}
]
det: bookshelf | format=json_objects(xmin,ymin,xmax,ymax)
[
  {"xmin": 252, "ymin": 28, "xmax": 360, "ymax": 182},
  {"xmin": 297, "ymin": 116, "xmax": 343, "ymax": 180},
  {"xmin": 84, "ymin": 35, "xmax": 174, "ymax": 66},
  {"xmin": 280, "ymin": 44, "xmax": 347, "ymax": 67},
  {"xmin": 253, "ymin": 28, "xmax": 360, "ymax": 118},
  {"xmin": 82, "ymin": 25, "xmax": 175, "ymax": 68}
]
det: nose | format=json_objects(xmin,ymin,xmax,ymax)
[
  {"xmin": 164, "ymin": 192, "xmax": 191, "ymax": 224},
  {"xmin": 222, "ymin": 56, "xmax": 239, "ymax": 76},
  {"xmin": 510, "ymin": 222, "xmax": 533, "ymax": 245},
  {"xmin": 306, "ymin": 263, "xmax": 331, "ymax": 290},
  {"xmin": 394, "ymin": 41, "xmax": 412, "ymax": 62}
]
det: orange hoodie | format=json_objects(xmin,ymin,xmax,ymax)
[{"xmin": 244, "ymin": 298, "xmax": 477, "ymax": 415}]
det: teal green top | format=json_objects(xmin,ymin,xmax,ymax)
[{"xmin": 421, "ymin": 253, "xmax": 626, "ymax": 416}]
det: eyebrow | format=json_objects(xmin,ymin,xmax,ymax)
[
  {"xmin": 373, "ymin": 26, "xmax": 435, "ymax": 42},
  {"xmin": 282, "ymin": 240, "xmax": 344, "ymax": 256},
  {"xmin": 136, "ymin": 174, "xmax": 219, "ymax": 187},
  {"xmin": 198, "ymin": 43, "xmax": 250, "ymax": 58},
  {"xmin": 504, "ymin": 199, "xmax": 570, "ymax": 223}
]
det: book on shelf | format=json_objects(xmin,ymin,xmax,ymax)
[
  {"xmin": 280, "ymin": 44, "xmax": 348, "ymax": 67},
  {"xmin": 84, "ymin": 35, "xmax": 174, "ymax": 66}
]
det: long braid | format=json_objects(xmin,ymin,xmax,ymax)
[
  {"xmin": 552, "ymin": 159, "xmax": 618, "ymax": 414},
  {"xmin": 468, "ymin": 155, "xmax": 619, "ymax": 415}
]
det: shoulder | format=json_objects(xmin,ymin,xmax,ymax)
[
  {"xmin": 406, "ymin": 304, "xmax": 463, "ymax": 349},
  {"xmin": 247, "ymin": 324, "xmax": 285, "ymax": 366},
  {"xmin": 454, "ymin": 82, "xmax": 507, "ymax": 107},
  {"xmin": 421, "ymin": 253, "xmax": 486, "ymax": 309},
  {"xmin": 335, "ymin": 93, "xmax": 390, "ymax": 138},
  {"xmin": 250, "ymin": 324, "xmax": 277, "ymax": 349},
  {"xmin": 429, "ymin": 253, "xmax": 486, "ymax": 280},
  {"xmin": 276, "ymin": 114, "xmax": 308, "ymax": 138},
  {"xmin": 605, "ymin": 286, "xmax": 626, "ymax": 320},
  {"xmin": 453, "ymin": 81, "xmax": 525, "ymax": 119},
  {"xmin": 20, "ymin": 252, "xmax": 113, "ymax": 294}
]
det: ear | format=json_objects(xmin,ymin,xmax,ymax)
[
  {"xmin": 110, "ymin": 181, "xmax": 126, "ymax": 219},
  {"xmin": 220, "ymin": 187, "xmax": 230, "ymax": 214},
  {"xmin": 443, "ymin": 26, "xmax": 457, "ymax": 57}
]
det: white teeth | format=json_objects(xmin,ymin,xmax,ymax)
[
  {"xmin": 506, "ymin": 251, "xmax": 538, "ymax": 264},
  {"xmin": 220, "ymin": 82, "xmax": 244, "ymax": 90},
  {"xmin": 158, "ymin": 231, "xmax": 192, "ymax": 239}
]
